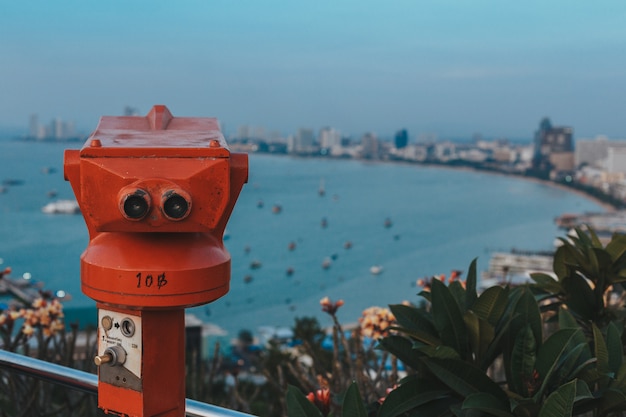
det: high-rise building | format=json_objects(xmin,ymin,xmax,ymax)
[
  {"xmin": 290, "ymin": 128, "xmax": 316, "ymax": 154},
  {"xmin": 575, "ymin": 136, "xmax": 626, "ymax": 169},
  {"xmin": 394, "ymin": 129, "xmax": 408, "ymax": 149},
  {"xmin": 532, "ymin": 117, "xmax": 574, "ymax": 174},
  {"xmin": 319, "ymin": 127, "xmax": 342, "ymax": 149},
  {"xmin": 29, "ymin": 114, "xmax": 39, "ymax": 138},
  {"xmin": 360, "ymin": 132, "xmax": 379, "ymax": 159},
  {"xmin": 236, "ymin": 125, "xmax": 251, "ymax": 140}
]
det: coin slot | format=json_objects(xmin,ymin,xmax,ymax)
[{"xmin": 120, "ymin": 318, "xmax": 135, "ymax": 337}]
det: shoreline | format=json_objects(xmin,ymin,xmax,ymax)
[{"xmin": 287, "ymin": 154, "xmax": 620, "ymax": 215}]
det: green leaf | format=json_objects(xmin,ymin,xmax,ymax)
[
  {"xmin": 605, "ymin": 233, "xmax": 626, "ymax": 261},
  {"xmin": 537, "ymin": 380, "xmax": 576, "ymax": 417},
  {"xmin": 557, "ymin": 306, "xmax": 578, "ymax": 329},
  {"xmin": 573, "ymin": 378, "xmax": 594, "ymax": 402},
  {"xmin": 575, "ymin": 227, "xmax": 593, "ymax": 247},
  {"xmin": 389, "ymin": 304, "xmax": 439, "ymax": 341},
  {"xmin": 465, "ymin": 258, "xmax": 478, "ymax": 311},
  {"xmin": 534, "ymin": 328, "xmax": 585, "ymax": 400},
  {"xmin": 587, "ymin": 246, "xmax": 601, "ymax": 278},
  {"xmin": 463, "ymin": 311, "xmax": 494, "ymax": 368},
  {"xmin": 286, "ymin": 385, "xmax": 324, "ymax": 417},
  {"xmin": 449, "ymin": 281, "xmax": 467, "ymax": 313},
  {"xmin": 553, "ymin": 245, "xmax": 569, "ymax": 280},
  {"xmin": 342, "ymin": 383, "xmax": 368, "ymax": 417},
  {"xmin": 593, "ymin": 323, "xmax": 610, "ymax": 379},
  {"xmin": 377, "ymin": 376, "xmax": 450, "ymax": 417},
  {"xmin": 600, "ymin": 388, "xmax": 626, "ymax": 415},
  {"xmin": 511, "ymin": 287, "xmax": 543, "ymax": 349},
  {"xmin": 530, "ymin": 272, "xmax": 563, "ymax": 294},
  {"xmin": 609, "ymin": 362, "xmax": 626, "ymax": 391},
  {"xmin": 421, "ymin": 358, "xmax": 509, "ymax": 406},
  {"xmin": 462, "ymin": 393, "xmax": 514, "ymax": 417},
  {"xmin": 377, "ymin": 335, "xmax": 423, "ymax": 370},
  {"xmin": 561, "ymin": 273, "xmax": 596, "ymax": 321},
  {"xmin": 559, "ymin": 240, "xmax": 592, "ymax": 276},
  {"xmin": 431, "ymin": 279, "xmax": 469, "ymax": 359},
  {"xmin": 587, "ymin": 227, "xmax": 603, "ymax": 248},
  {"xmin": 510, "ymin": 324, "xmax": 536, "ymax": 396},
  {"xmin": 471, "ymin": 286, "xmax": 508, "ymax": 327},
  {"xmin": 556, "ymin": 343, "xmax": 593, "ymax": 384},
  {"xmin": 418, "ymin": 344, "xmax": 461, "ymax": 360},
  {"xmin": 607, "ymin": 321, "xmax": 623, "ymax": 374}
]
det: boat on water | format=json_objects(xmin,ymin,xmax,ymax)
[
  {"xmin": 41, "ymin": 200, "xmax": 80, "ymax": 214},
  {"xmin": 370, "ymin": 265, "xmax": 383, "ymax": 275},
  {"xmin": 322, "ymin": 257, "xmax": 332, "ymax": 269},
  {"xmin": 319, "ymin": 178, "xmax": 325, "ymax": 196}
]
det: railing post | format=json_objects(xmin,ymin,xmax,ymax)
[{"xmin": 0, "ymin": 349, "xmax": 255, "ymax": 417}]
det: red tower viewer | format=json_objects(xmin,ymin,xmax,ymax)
[{"xmin": 64, "ymin": 105, "xmax": 248, "ymax": 416}]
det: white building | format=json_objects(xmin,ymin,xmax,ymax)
[{"xmin": 575, "ymin": 136, "xmax": 626, "ymax": 169}]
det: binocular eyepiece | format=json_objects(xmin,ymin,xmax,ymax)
[
  {"xmin": 120, "ymin": 188, "xmax": 191, "ymax": 221},
  {"xmin": 121, "ymin": 190, "xmax": 150, "ymax": 220}
]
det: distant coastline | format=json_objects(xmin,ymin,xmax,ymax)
[
  {"xmin": 412, "ymin": 161, "xmax": 618, "ymax": 214},
  {"xmin": 270, "ymin": 150, "xmax": 622, "ymax": 215}
]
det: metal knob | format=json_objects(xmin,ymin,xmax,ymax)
[
  {"xmin": 94, "ymin": 346, "xmax": 127, "ymax": 366},
  {"xmin": 94, "ymin": 352, "xmax": 112, "ymax": 366}
]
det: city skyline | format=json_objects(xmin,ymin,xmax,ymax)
[{"xmin": 2, "ymin": 2, "xmax": 626, "ymax": 139}]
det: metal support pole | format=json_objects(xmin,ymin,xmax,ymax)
[{"xmin": 0, "ymin": 350, "xmax": 255, "ymax": 417}]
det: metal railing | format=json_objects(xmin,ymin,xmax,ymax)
[{"xmin": 0, "ymin": 349, "xmax": 255, "ymax": 417}]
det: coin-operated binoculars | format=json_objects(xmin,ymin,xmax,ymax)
[{"xmin": 64, "ymin": 105, "xmax": 248, "ymax": 417}]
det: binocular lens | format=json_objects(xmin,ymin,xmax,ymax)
[
  {"xmin": 163, "ymin": 194, "xmax": 189, "ymax": 219},
  {"xmin": 123, "ymin": 195, "xmax": 150, "ymax": 219}
]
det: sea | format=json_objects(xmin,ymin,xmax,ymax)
[{"xmin": 0, "ymin": 137, "xmax": 607, "ymax": 338}]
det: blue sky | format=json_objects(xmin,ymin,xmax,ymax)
[{"xmin": 1, "ymin": 1, "xmax": 626, "ymax": 139}]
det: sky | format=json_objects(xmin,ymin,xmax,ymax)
[{"xmin": 1, "ymin": 1, "xmax": 626, "ymax": 140}]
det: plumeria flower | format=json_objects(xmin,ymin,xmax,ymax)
[
  {"xmin": 359, "ymin": 306, "xmax": 396, "ymax": 339},
  {"xmin": 306, "ymin": 388, "xmax": 331, "ymax": 415},
  {"xmin": 22, "ymin": 323, "xmax": 35, "ymax": 337},
  {"xmin": 320, "ymin": 297, "xmax": 344, "ymax": 315},
  {"xmin": 9, "ymin": 310, "xmax": 21, "ymax": 321}
]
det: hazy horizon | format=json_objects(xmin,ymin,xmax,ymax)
[{"xmin": 2, "ymin": 1, "xmax": 626, "ymax": 140}]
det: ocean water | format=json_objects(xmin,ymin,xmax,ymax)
[{"xmin": 0, "ymin": 138, "xmax": 606, "ymax": 335}]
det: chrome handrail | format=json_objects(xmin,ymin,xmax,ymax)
[{"xmin": 0, "ymin": 349, "xmax": 255, "ymax": 417}]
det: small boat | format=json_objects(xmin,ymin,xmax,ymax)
[
  {"xmin": 322, "ymin": 257, "xmax": 332, "ymax": 269},
  {"xmin": 272, "ymin": 204, "xmax": 282, "ymax": 214},
  {"xmin": 286, "ymin": 267, "xmax": 294, "ymax": 276},
  {"xmin": 321, "ymin": 217, "xmax": 328, "ymax": 228},
  {"xmin": 2, "ymin": 179, "xmax": 24, "ymax": 186},
  {"xmin": 42, "ymin": 200, "xmax": 80, "ymax": 214},
  {"xmin": 244, "ymin": 275, "xmax": 253, "ymax": 284},
  {"xmin": 46, "ymin": 189, "xmax": 58, "ymax": 198},
  {"xmin": 257, "ymin": 199, "xmax": 264, "ymax": 208},
  {"xmin": 319, "ymin": 178, "xmax": 326, "ymax": 196},
  {"xmin": 288, "ymin": 241, "xmax": 297, "ymax": 251},
  {"xmin": 41, "ymin": 167, "xmax": 57, "ymax": 174},
  {"xmin": 249, "ymin": 260, "xmax": 262, "ymax": 270},
  {"xmin": 344, "ymin": 241, "xmax": 353, "ymax": 249},
  {"xmin": 370, "ymin": 265, "xmax": 383, "ymax": 275},
  {"xmin": 384, "ymin": 217, "xmax": 393, "ymax": 228}
]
